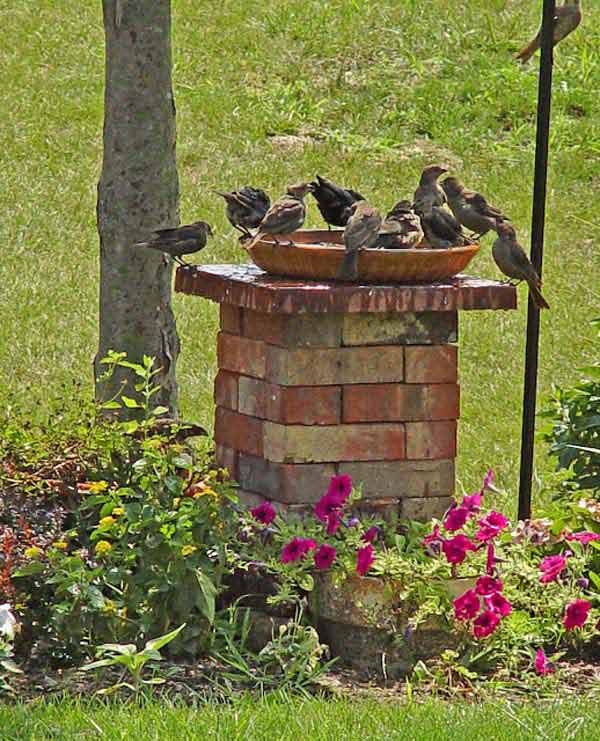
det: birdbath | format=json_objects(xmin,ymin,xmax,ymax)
[{"xmin": 175, "ymin": 264, "xmax": 516, "ymax": 520}]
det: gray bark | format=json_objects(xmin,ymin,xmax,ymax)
[{"xmin": 95, "ymin": 0, "xmax": 180, "ymax": 414}]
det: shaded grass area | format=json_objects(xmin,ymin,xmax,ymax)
[
  {"xmin": 0, "ymin": 1, "xmax": 599, "ymax": 508},
  {"xmin": 0, "ymin": 695, "xmax": 598, "ymax": 740}
]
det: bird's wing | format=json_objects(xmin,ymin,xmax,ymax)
[
  {"xmin": 509, "ymin": 242, "xmax": 539, "ymax": 279},
  {"xmin": 345, "ymin": 213, "xmax": 380, "ymax": 250},
  {"xmin": 470, "ymin": 192, "xmax": 505, "ymax": 219},
  {"xmin": 430, "ymin": 208, "xmax": 462, "ymax": 240},
  {"xmin": 260, "ymin": 198, "xmax": 303, "ymax": 230},
  {"xmin": 346, "ymin": 188, "xmax": 365, "ymax": 202}
]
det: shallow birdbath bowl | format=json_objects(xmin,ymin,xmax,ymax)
[{"xmin": 245, "ymin": 228, "xmax": 480, "ymax": 283}]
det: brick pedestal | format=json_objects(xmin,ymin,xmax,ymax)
[{"xmin": 176, "ymin": 265, "xmax": 516, "ymax": 521}]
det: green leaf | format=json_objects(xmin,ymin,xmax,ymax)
[
  {"xmin": 196, "ymin": 569, "xmax": 217, "ymax": 624},
  {"xmin": 122, "ymin": 420, "xmax": 140, "ymax": 434},
  {"xmin": 144, "ymin": 623, "xmax": 186, "ymax": 653},
  {"xmin": 102, "ymin": 400, "xmax": 121, "ymax": 410},
  {"xmin": 121, "ymin": 396, "xmax": 140, "ymax": 409},
  {"xmin": 298, "ymin": 573, "xmax": 314, "ymax": 592},
  {"xmin": 589, "ymin": 571, "xmax": 600, "ymax": 592},
  {"xmin": 152, "ymin": 406, "xmax": 169, "ymax": 417},
  {"xmin": 0, "ymin": 660, "xmax": 22, "ymax": 674},
  {"xmin": 81, "ymin": 658, "xmax": 118, "ymax": 672},
  {"xmin": 97, "ymin": 643, "xmax": 137, "ymax": 656},
  {"xmin": 12, "ymin": 561, "xmax": 46, "ymax": 577}
]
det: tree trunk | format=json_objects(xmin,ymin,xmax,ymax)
[{"xmin": 95, "ymin": 0, "xmax": 180, "ymax": 415}]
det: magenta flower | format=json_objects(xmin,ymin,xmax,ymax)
[
  {"xmin": 362, "ymin": 526, "xmax": 379, "ymax": 544},
  {"xmin": 326, "ymin": 512, "xmax": 341, "ymax": 535},
  {"xmin": 476, "ymin": 511, "xmax": 508, "ymax": 542},
  {"xmin": 563, "ymin": 599, "xmax": 591, "ymax": 630},
  {"xmin": 453, "ymin": 589, "xmax": 480, "ymax": 621},
  {"xmin": 444, "ymin": 506, "xmax": 469, "ymax": 532},
  {"xmin": 473, "ymin": 610, "xmax": 501, "ymax": 638},
  {"xmin": 567, "ymin": 531, "xmax": 600, "ymax": 545},
  {"xmin": 539, "ymin": 554, "xmax": 567, "ymax": 584},
  {"xmin": 442, "ymin": 534, "xmax": 477, "ymax": 565},
  {"xmin": 475, "ymin": 575, "xmax": 503, "ymax": 596},
  {"xmin": 484, "ymin": 592, "xmax": 512, "ymax": 617},
  {"xmin": 314, "ymin": 543, "xmax": 336, "ymax": 570},
  {"xmin": 250, "ymin": 500, "xmax": 276, "ymax": 525},
  {"xmin": 280, "ymin": 537, "xmax": 317, "ymax": 564},
  {"xmin": 422, "ymin": 524, "xmax": 442, "ymax": 546},
  {"xmin": 326, "ymin": 474, "xmax": 352, "ymax": 502},
  {"xmin": 486, "ymin": 542, "xmax": 496, "ymax": 575},
  {"xmin": 314, "ymin": 492, "xmax": 344, "ymax": 523},
  {"xmin": 534, "ymin": 648, "xmax": 555, "ymax": 675},
  {"xmin": 356, "ymin": 543, "xmax": 375, "ymax": 576},
  {"xmin": 462, "ymin": 491, "xmax": 482, "ymax": 513},
  {"xmin": 482, "ymin": 468, "xmax": 494, "ymax": 491}
]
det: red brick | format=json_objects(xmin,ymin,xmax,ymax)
[
  {"xmin": 217, "ymin": 332, "xmax": 266, "ymax": 378},
  {"xmin": 237, "ymin": 454, "xmax": 336, "ymax": 503},
  {"xmin": 220, "ymin": 304, "xmax": 242, "ymax": 334},
  {"xmin": 343, "ymin": 312, "xmax": 458, "ymax": 346},
  {"xmin": 214, "ymin": 407, "xmax": 263, "ymax": 457},
  {"xmin": 342, "ymin": 384, "xmax": 459, "ymax": 423},
  {"xmin": 215, "ymin": 444, "xmax": 238, "ymax": 480},
  {"xmin": 235, "ymin": 490, "xmax": 312, "ymax": 517},
  {"xmin": 214, "ymin": 370, "xmax": 238, "ymax": 410},
  {"xmin": 243, "ymin": 310, "xmax": 342, "ymax": 347},
  {"xmin": 354, "ymin": 497, "xmax": 401, "ymax": 523},
  {"xmin": 265, "ymin": 345, "xmax": 404, "ymax": 386},
  {"xmin": 405, "ymin": 421, "xmax": 457, "ymax": 460},
  {"xmin": 263, "ymin": 422, "xmax": 405, "ymax": 463},
  {"xmin": 342, "ymin": 460, "xmax": 455, "ymax": 500},
  {"xmin": 401, "ymin": 496, "xmax": 451, "ymax": 521},
  {"xmin": 404, "ymin": 346, "xmax": 457, "ymax": 383}
]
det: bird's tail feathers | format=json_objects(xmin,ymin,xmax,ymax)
[
  {"xmin": 338, "ymin": 250, "xmax": 359, "ymax": 281},
  {"xmin": 516, "ymin": 36, "xmax": 540, "ymax": 63},
  {"xmin": 528, "ymin": 279, "xmax": 550, "ymax": 310}
]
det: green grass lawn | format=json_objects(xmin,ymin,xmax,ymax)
[
  {"xmin": 1, "ymin": 695, "xmax": 599, "ymax": 740},
  {"xmin": 1, "ymin": 0, "xmax": 599, "ymax": 507}
]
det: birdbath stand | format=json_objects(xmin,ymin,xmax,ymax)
[{"xmin": 175, "ymin": 264, "xmax": 516, "ymax": 520}]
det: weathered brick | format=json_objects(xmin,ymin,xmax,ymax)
[
  {"xmin": 235, "ymin": 489, "xmax": 311, "ymax": 517},
  {"xmin": 214, "ymin": 407, "xmax": 263, "ymax": 457},
  {"xmin": 238, "ymin": 376, "xmax": 341, "ymax": 425},
  {"xmin": 354, "ymin": 497, "xmax": 401, "ymax": 523},
  {"xmin": 343, "ymin": 384, "xmax": 460, "ymax": 423},
  {"xmin": 237, "ymin": 454, "xmax": 336, "ymax": 503},
  {"xmin": 405, "ymin": 421, "xmax": 457, "ymax": 460},
  {"xmin": 217, "ymin": 332, "xmax": 266, "ymax": 378},
  {"xmin": 265, "ymin": 345, "xmax": 404, "ymax": 386},
  {"xmin": 263, "ymin": 422, "xmax": 405, "ymax": 463},
  {"xmin": 343, "ymin": 312, "xmax": 458, "ymax": 346},
  {"xmin": 243, "ymin": 310, "xmax": 342, "ymax": 347},
  {"xmin": 342, "ymin": 460, "xmax": 455, "ymax": 500},
  {"xmin": 401, "ymin": 496, "xmax": 451, "ymax": 521},
  {"xmin": 214, "ymin": 370, "xmax": 239, "ymax": 411},
  {"xmin": 220, "ymin": 304, "xmax": 243, "ymax": 334},
  {"xmin": 215, "ymin": 444, "xmax": 238, "ymax": 480},
  {"xmin": 404, "ymin": 346, "xmax": 457, "ymax": 383}
]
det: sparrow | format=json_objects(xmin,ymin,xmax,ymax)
[
  {"xmin": 492, "ymin": 222, "xmax": 549, "ymax": 309},
  {"xmin": 419, "ymin": 206, "xmax": 471, "ymax": 249},
  {"xmin": 377, "ymin": 200, "xmax": 424, "ymax": 249},
  {"xmin": 516, "ymin": 0, "xmax": 582, "ymax": 63},
  {"xmin": 413, "ymin": 164, "xmax": 448, "ymax": 214},
  {"xmin": 134, "ymin": 221, "xmax": 213, "ymax": 266},
  {"xmin": 251, "ymin": 183, "xmax": 314, "ymax": 245},
  {"xmin": 338, "ymin": 201, "xmax": 382, "ymax": 280},
  {"xmin": 310, "ymin": 174, "xmax": 365, "ymax": 228},
  {"xmin": 441, "ymin": 177, "xmax": 508, "ymax": 238},
  {"xmin": 213, "ymin": 186, "xmax": 270, "ymax": 236}
]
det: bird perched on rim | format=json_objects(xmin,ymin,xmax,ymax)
[
  {"xmin": 413, "ymin": 164, "xmax": 448, "ymax": 214},
  {"xmin": 310, "ymin": 174, "xmax": 365, "ymax": 228},
  {"xmin": 338, "ymin": 201, "xmax": 383, "ymax": 280},
  {"xmin": 213, "ymin": 186, "xmax": 271, "ymax": 238},
  {"xmin": 419, "ymin": 206, "xmax": 472, "ymax": 249},
  {"xmin": 376, "ymin": 200, "xmax": 424, "ymax": 249},
  {"xmin": 441, "ymin": 177, "xmax": 508, "ymax": 238},
  {"xmin": 492, "ymin": 222, "xmax": 549, "ymax": 309},
  {"xmin": 134, "ymin": 221, "xmax": 213, "ymax": 266},
  {"xmin": 250, "ymin": 183, "xmax": 314, "ymax": 246},
  {"xmin": 516, "ymin": 0, "xmax": 582, "ymax": 63}
]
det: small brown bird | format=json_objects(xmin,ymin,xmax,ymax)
[
  {"xmin": 251, "ymin": 183, "xmax": 314, "ymax": 245},
  {"xmin": 420, "ymin": 206, "xmax": 471, "ymax": 249},
  {"xmin": 214, "ymin": 187, "xmax": 270, "ymax": 236},
  {"xmin": 517, "ymin": 0, "xmax": 582, "ymax": 63},
  {"xmin": 377, "ymin": 200, "xmax": 424, "ymax": 249},
  {"xmin": 338, "ymin": 201, "xmax": 382, "ymax": 280},
  {"xmin": 441, "ymin": 177, "xmax": 508, "ymax": 238},
  {"xmin": 492, "ymin": 222, "xmax": 549, "ymax": 309},
  {"xmin": 413, "ymin": 165, "xmax": 448, "ymax": 214},
  {"xmin": 310, "ymin": 174, "xmax": 365, "ymax": 228},
  {"xmin": 134, "ymin": 221, "xmax": 213, "ymax": 266}
]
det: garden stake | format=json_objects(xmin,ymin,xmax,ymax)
[{"xmin": 518, "ymin": 0, "xmax": 556, "ymax": 520}]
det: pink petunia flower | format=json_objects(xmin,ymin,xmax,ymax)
[
  {"xmin": 442, "ymin": 534, "xmax": 477, "ymax": 565},
  {"xmin": 534, "ymin": 648, "xmax": 555, "ymax": 675},
  {"xmin": 567, "ymin": 531, "xmax": 600, "ymax": 545},
  {"xmin": 482, "ymin": 469, "xmax": 494, "ymax": 491},
  {"xmin": 444, "ymin": 506, "xmax": 469, "ymax": 532},
  {"xmin": 280, "ymin": 537, "xmax": 317, "ymax": 564},
  {"xmin": 453, "ymin": 589, "xmax": 480, "ymax": 621},
  {"xmin": 326, "ymin": 474, "xmax": 353, "ymax": 502},
  {"xmin": 356, "ymin": 543, "xmax": 375, "ymax": 576},
  {"xmin": 362, "ymin": 526, "xmax": 379, "ymax": 544},
  {"xmin": 475, "ymin": 575, "xmax": 503, "ymax": 596},
  {"xmin": 314, "ymin": 491, "xmax": 344, "ymax": 523},
  {"xmin": 539, "ymin": 554, "xmax": 567, "ymax": 584},
  {"xmin": 473, "ymin": 610, "xmax": 501, "ymax": 638},
  {"xmin": 476, "ymin": 511, "xmax": 509, "ymax": 542},
  {"xmin": 422, "ymin": 524, "xmax": 442, "ymax": 546},
  {"xmin": 314, "ymin": 543, "xmax": 336, "ymax": 570},
  {"xmin": 484, "ymin": 592, "xmax": 512, "ymax": 617},
  {"xmin": 462, "ymin": 491, "xmax": 482, "ymax": 513},
  {"xmin": 250, "ymin": 500, "xmax": 276, "ymax": 525},
  {"xmin": 326, "ymin": 512, "xmax": 341, "ymax": 535},
  {"xmin": 486, "ymin": 542, "xmax": 496, "ymax": 575},
  {"xmin": 563, "ymin": 599, "xmax": 591, "ymax": 630}
]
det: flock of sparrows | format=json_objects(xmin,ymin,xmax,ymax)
[{"xmin": 135, "ymin": 166, "xmax": 549, "ymax": 309}]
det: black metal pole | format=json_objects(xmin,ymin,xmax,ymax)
[{"xmin": 518, "ymin": 0, "xmax": 556, "ymax": 521}]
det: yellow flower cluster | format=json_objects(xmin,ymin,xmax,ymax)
[
  {"xmin": 99, "ymin": 516, "xmax": 115, "ymax": 528},
  {"xmin": 54, "ymin": 540, "xmax": 68, "ymax": 550},
  {"xmin": 112, "ymin": 507, "xmax": 125, "ymax": 516},
  {"xmin": 24, "ymin": 546, "xmax": 42, "ymax": 559},
  {"xmin": 88, "ymin": 481, "xmax": 109, "ymax": 494},
  {"xmin": 180, "ymin": 545, "xmax": 197, "ymax": 557},
  {"xmin": 95, "ymin": 540, "xmax": 113, "ymax": 556}
]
